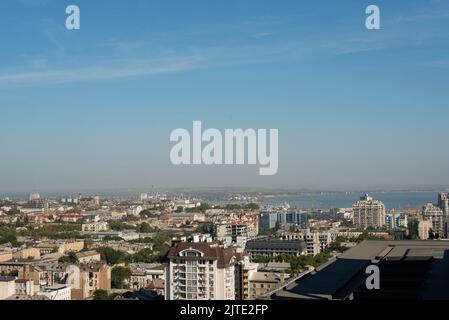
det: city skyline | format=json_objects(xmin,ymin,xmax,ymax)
[{"xmin": 1, "ymin": 0, "xmax": 449, "ymax": 192}]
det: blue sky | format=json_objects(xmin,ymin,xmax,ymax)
[{"xmin": 1, "ymin": 0, "xmax": 449, "ymax": 193}]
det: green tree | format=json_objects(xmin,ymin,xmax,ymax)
[
  {"xmin": 58, "ymin": 251, "xmax": 79, "ymax": 264},
  {"xmin": 139, "ymin": 209, "xmax": 158, "ymax": 219},
  {"xmin": 225, "ymin": 204, "xmax": 242, "ymax": 211},
  {"xmin": 108, "ymin": 220, "xmax": 135, "ymax": 231},
  {"xmin": 93, "ymin": 289, "xmax": 110, "ymax": 300},
  {"xmin": 8, "ymin": 270, "xmax": 19, "ymax": 277},
  {"xmin": 111, "ymin": 266, "xmax": 132, "ymax": 289},
  {"xmin": 186, "ymin": 203, "xmax": 211, "ymax": 213},
  {"xmin": 138, "ymin": 222, "xmax": 154, "ymax": 233},
  {"xmin": 408, "ymin": 220, "xmax": 419, "ymax": 239},
  {"xmin": 97, "ymin": 247, "xmax": 127, "ymax": 265}
]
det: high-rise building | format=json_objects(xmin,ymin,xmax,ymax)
[
  {"xmin": 352, "ymin": 194, "xmax": 386, "ymax": 229},
  {"xmin": 385, "ymin": 211, "xmax": 408, "ymax": 230},
  {"xmin": 215, "ymin": 222, "xmax": 257, "ymax": 246},
  {"xmin": 29, "ymin": 192, "xmax": 40, "ymax": 202},
  {"xmin": 260, "ymin": 209, "xmax": 278, "ymax": 230},
  {"xmin": 259, "ymin": 209, "xmax": 308, "ymax": 231},
  {"xmin": 422, "ymin": 203, "xmax": 444, "ymax": 237},
  {"xmin": 165, "ymin": 241, "xmax": 238, "ymax": 300},
  {"xmin": 438, "ymin": 193, "xmax": 449, "ymax": 215},
  {"xmin": 418, "ymin": 219, "xmax": 432, "ymax": 240},
  {"xmin": 140, "ymin": 193, "xmax": 149, "ymax": 201}
]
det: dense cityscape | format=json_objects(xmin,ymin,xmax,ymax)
[{"xmin": 1, "ymin": 190, "xmax": 448, "ymax": 300}]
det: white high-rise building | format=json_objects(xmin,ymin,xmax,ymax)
[
  {"xmin": 438, "ymin": 193, "xmax": 449, "ymax": 216},
  {"xmin": 165, "ymin": 241, "xmax": 237, "ymax": 300},
  {"xmin": 29, "ymin": 192, "xmax": 41, "ymax": 202},
  {"xmin": 353, "ymin": 194, "xmax": 386, "ymax": 229},
  {"xmin": 140, "ymin": 193, "xmax": 149, "ymax": 201},
  {"xmin": 422, "ymin": 203, "xmax": 444, "ymax": 236}
]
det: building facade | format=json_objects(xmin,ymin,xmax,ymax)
[
  {"xmin": 353, "ymin": 194, "xmax": 386, "ymax": 229},
  {"xmin": 165, "ymin": 241, "xmax": 237, "ymax": 300}
]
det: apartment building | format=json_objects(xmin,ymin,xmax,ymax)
[
  {"xmin": 81, "ymin": 222, "xmax": 109, "ymax": 232},
  {"xmin": 422, "ymin": 203, "xmax": 445, "ymax": 236},
  {"xmin": 34, "ymin": 240, "xmax": 84, "ymax": 255},
  {"xmin": 353, "ymin": 194, "xmax": 386, "ymax": 229},
  {"xmin": 418, "ymin": 220, "xmax": 432, "ymax": 240},
  {"xmin": 235, "ymin": 256, "xmax": 258, "ymax": 300},
  {"xmin": 245, "ymin": 239, "xmax": 307, "ymax": 260},
  {"xmin": 280, "ymin": 231, "xmax": 333, "ymax": 255},
  {"xmin": 260, "ymin": 209, "xmax": 308, "ymax": 231},
  {"xmin": 165, "ymin": 241, "xmax": 238, "ymax": 300},
  {"xmin": 215, "ymin": 221, "xmax": 257, "ymax": 246}
]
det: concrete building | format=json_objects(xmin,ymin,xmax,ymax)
[
  {"xmin": 37, "ymin": 284, "xmax": 71, "ymax": 300},
  {"xmin": 270, "ymin": 240, "xmax": 449, "ymax": 300},
  {"xmin": 15, "ymin": 279, "xmax": 35, "ymax": 296},
  {"xmin": 165, "ymin": 241, "xmax": 238, "ymax": 300},
  {"xmin": 422, "ymin": 203, "xmax": 445, "ymax": 237},
  {"xmin": 353, "ymin": 194, "xmax": 386, "ymax": 229},
  {"xmin": 29, "ymin": 192, "xmax": 41, "ymax": 202},
  {"xmin": 0, "ymin": 276, "xmax": 16, "ymax": 300},
  {"xmin": 235, "ymin": 256, "xmax": 258, "ymax": 300},
  {"xmin": 438, "ymin": 193, "xmax": 449, "ymax": 215},
  {"xmin": 35, "ymin": 240, "xmax": 84, "ymax": 255},
  {"xmin": 64, "ymin": 263, "xmax": 111, "ymax": 300},
  {"xmin": 248, "ymin": 272, "xmax": 285, "ymax": 300},
  {"xmin": 129, "ymin": 263, "xmax": 165, "ymax": 290},
  {"xmin": 418, "ymin": 220, "xmax": 432, "ymax": 240},
  {"xmin": 245, "ymin": 239, "xmax": 307, "ymax": 260},
  {"xmin": 260, "ymin": 209, "xmax": 308, "ymax": 231},
  {"xmin": 280, "ymin": 231, "xmax": 334, "ymax": 255},
  {"xmin": 75, "ymin": 251, "xmax": 101, "ymax": 264},
  {"xmin": 13, "ymin": 248, "xmax": 41, "ymax": 260},
  {"xmin": 386, "ymin": 212, "xmax": 408, "ymax": 230},
  {"xmin": 81, "ymin": 222, "xmax": 109, "ymax": 232},
  {"xmin": 215, "ymin": 222, "xmax": 257, "ymax": 245}
]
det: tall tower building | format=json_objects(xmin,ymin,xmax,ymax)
[
  {"xmin": 352, "ymin": 194, "xmax": 386, "ymax": 229},
  {"xmin": 438, "ymin": 193, "xmax": 449, "ymax": 215}
]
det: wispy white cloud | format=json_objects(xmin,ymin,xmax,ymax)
[{"xmin": 0, "ymin": 56, "xmax": 203, "ymax": 88}]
